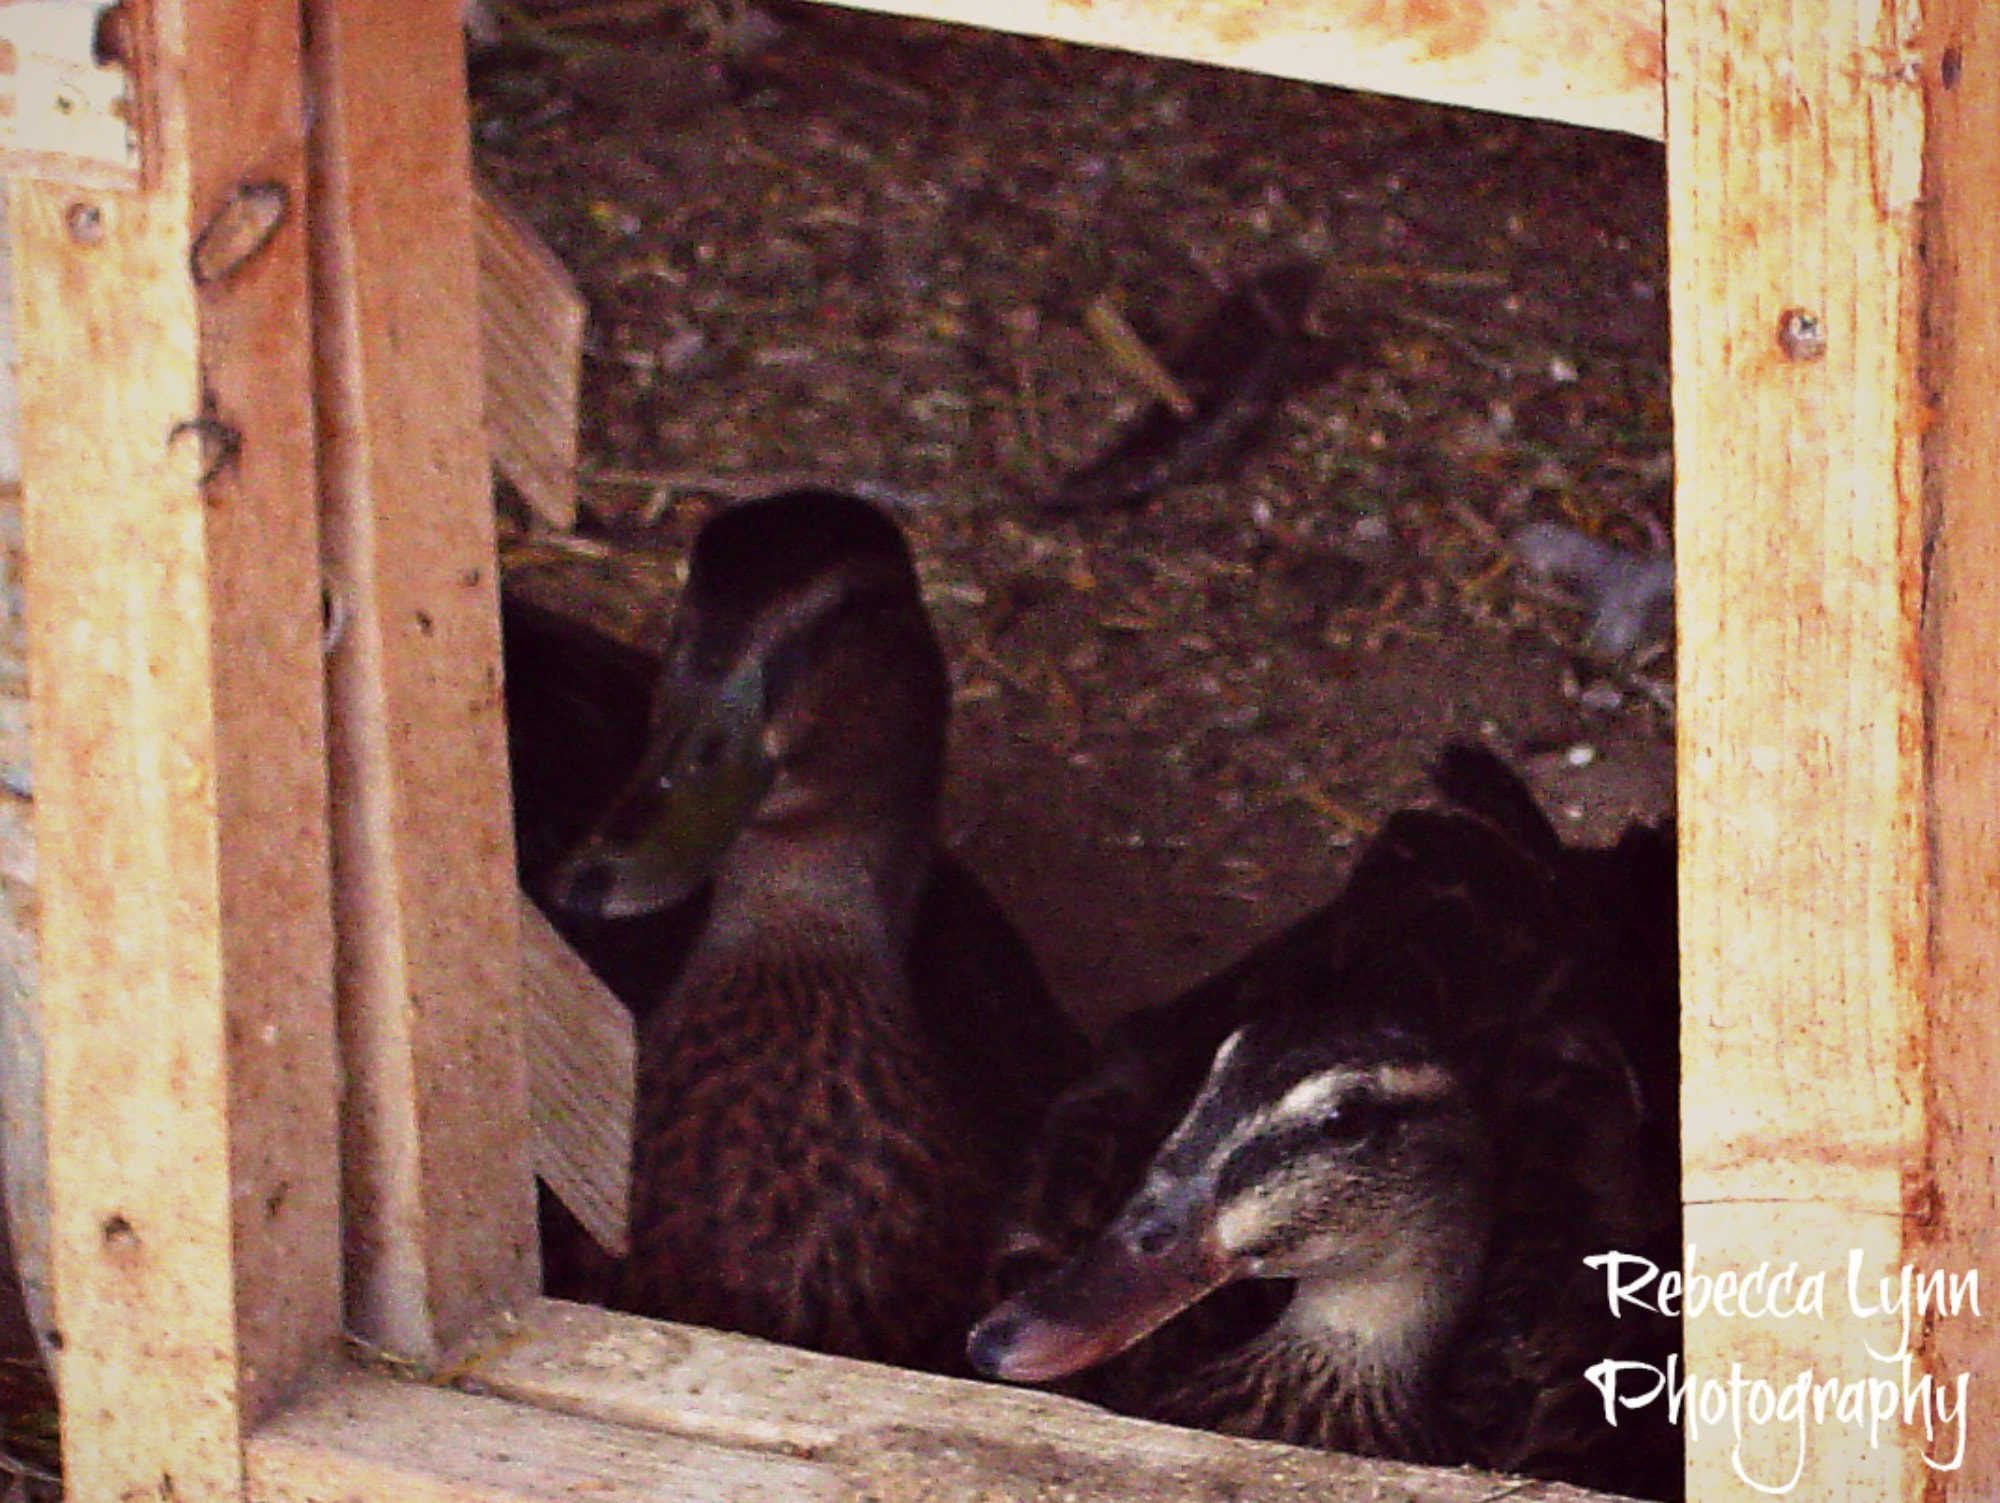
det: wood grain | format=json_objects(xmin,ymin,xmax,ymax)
[
  {"xmin": 247, "ymin": 1364, "xmax": 846, "ymax": 1503},
  {"xmin": 12, "ymin": 0, "xmax": 341, "ymax": 1492},
  {"xmin": 1668, "ymin": 0, "xmax": 1931, "ymax": 1495},
  {"xmin": 455, "ymin": 1299, "xmax": 1635, "ymax": 1503},
  {"xmin": 1920, "ymin": 1, "xmax": 2000, "ymax": 1496},
  {"xmin": 815, "ymin": 0, "xmax": 1665, "ymax": 138},
  {"xmin": 305, "ymin": 0, "xmax": 536, "ymax": 1361},
  {"xmin": 520, "ymin": 894, "xmax": 634, "ymax": 1256},
  {"xmin": 476, "ymin": 185, "xmax": 584, "ymax": 532}
]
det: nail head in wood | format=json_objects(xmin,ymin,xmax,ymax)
[
  {"xmin": 1776, "ymin": 307, "xmax": 1828, "ymax": 362},
  {"xmin": 64, "ymin": 200, "xmax": 105, "ymax": 245}
]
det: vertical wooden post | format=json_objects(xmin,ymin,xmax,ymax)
[
  {"xmin": 1921, "ymin": 2, "xmax": 2000, "ymax": 1496},
  {"xmin": 304, "ymin": 0, "xmax": 536, "ymax": 1360},
  {"xmin": 1668, "ymin": 0, "xmax": 1932, "ymax": 1496},
  {"xmin": 11, "ymin": 0, "xmax": 341, "ymax": 1495}
]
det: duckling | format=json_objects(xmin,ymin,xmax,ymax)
[
  {"xmin": 540, "ymin": 489, "xmax": 1087, "ymax": 1371},
  {"xmin": 970, "ymin": 745, "xmax": 1681, "ymax": 1500}
]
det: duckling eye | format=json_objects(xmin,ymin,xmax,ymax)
[
  {"xmin": 685, "ymin": 729, "xmax": 728, "ymax": 774},
  {"xmin": 1122, "ymin": 1194, "xmax": 1185, "ymax": 1258},
  {"xmin": 1312, "ymin": 1096, "xmax": 1383, "ymax": 1145}
]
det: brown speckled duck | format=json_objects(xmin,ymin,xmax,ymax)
[
  {"xmin": 971, "ymin": 745, "xmax": 1681, "ymax": 1500},
  {"xmin": 540, "ymin": 489, "xmax": 1087, "ymax": 1372}
]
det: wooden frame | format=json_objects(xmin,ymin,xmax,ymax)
[
  {"xmin": 6, "ymin": 0, "xmax": 1996, "ymax": 1498},
  {"xmin": 13, "ymin": 3, "xmax": 341, "ymax": 1495}
]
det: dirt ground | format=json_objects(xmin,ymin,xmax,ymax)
[{"xmin": 476, "ymin": 0, "xmax": 1676, "ymax": 1033}]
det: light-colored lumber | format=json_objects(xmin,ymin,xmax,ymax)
[
  {"xmin": 477, "ymin": 185, "xmax": 585, "ymax": 533},
  {"xmin": 11, "ymin": 0, "xmax": 341, "ymax": 1494},
  {"xmin": 1668, "ymin": 0, "xmax": 1934, "ymax": 1496},
  {"xmin": 520, "ymin": 893, "xmax": 634, "ymax": 1256},
  {"xmin": 304, "ymin": 0, "xmax": 535, "ymax": 1361},
  {"xmin": 457, "ymin": 1299, "xmax": 1629, "ymax": 1502},
  {"xmin": 0, "ymin": 0, "xmax": 143, "ymax": 188},
  {"xmin": 1921, "ymin": 2, "xmax": 2000, "ymax": 1496},
  {"xmin": 0, "ymin": 468, "xmax": 50, "ymax": 1362},
  {"xmin": 815, "ymin": 0, "xmax": 1665, "ymax": 138},
  {"xmin": 247, "ymin": 1364, "xmax": 845, "ymax": 1503}
]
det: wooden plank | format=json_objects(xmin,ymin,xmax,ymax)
[
  {"xmin": 461, "ymin": 1300, "xmax": 1631, "ymax": 1503},
  {"xmin": 0, "ymin": 480, "xmax": 52, "ymax": 1366},
  {"xmin": 246, "ymin": 1365, "xmax": 846, "ymax": 1503},
  {"xmin": 520, "ymin": 894, "xmax": 634, "ymax": 1256},
  {"xmin": 810, "ymin": 0, "xmax": 1665, "ymax": 138},
  {"xmin": 11, "ymin": 0, "xmax": 341, "ymax": 1492},
  {"xmin": 1667, "ymin": 0, "xmax": 1932, "ymax": 1496},
  {"xmin": 1920, "ymin": 1, "xmax": 2000, "ymax": 1495},
  {"xmin": 476, "ymin": 185, "xmax": 585, "ymax": 532},
  {"xmin": 303, "ymin": 0, "xmax": 536, "ymax": 1362},
  {"xmin": 0, "ymin": 0, "xmax": 143, "ymax": 188}
]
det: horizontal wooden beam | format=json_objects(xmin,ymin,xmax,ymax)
[
  {"xmin": 810, "ymin": 0, "xmax": 1665, "ymax": 138},
  {"xmin": 247, "ymin": 1365, "xmax": 844, "ymax": 1503}
]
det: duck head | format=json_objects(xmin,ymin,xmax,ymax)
[
  {"xmin": 969, "ymin": 1005, "xmax": 1493, "ymax": 1399},
  {"xmin": 545, "ymin": 490, "xmax": 948, "ymax": 923}
]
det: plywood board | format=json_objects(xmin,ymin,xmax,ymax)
[
  {"xmin": 10, "ymin": 0, "xmax": 342, "ymax": 1494},
  {"xmin": 1667, "ymin": 0, "xmax": 1935, "ymax": 1495},
  {"xmin": 304, "ymin": 0, "xmax": 537, "ymax": 1362},
  {"xmin": 812, "ymin": 0, "xmax": 1665, "ymax": 138}
]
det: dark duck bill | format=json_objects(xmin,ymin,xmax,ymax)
[
  {"xmin": 543, "ymin": 490, "xmax": 931, "ymax": 924},
  {"xmin": 970, "ymin": 1184, "xmax": 1236, "ymax": 1383},
  {"xmin": 545, "ymin": 650, "xmax": 774, "ymax": 920}
]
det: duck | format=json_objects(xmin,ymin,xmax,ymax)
[
  {"xmin": 969, "ymin": 744, "xmax": 1682, "ymax": 1501},
  {"xmin": 533, "ymin": 488, "xmax": 1089, "ymax": 1371},
  {"xmin": 504, "ymin": 593, "xmax": 713, "ymax": 1019}
]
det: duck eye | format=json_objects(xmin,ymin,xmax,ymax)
[
  {"xmin": 1314, "ymin": 1096, "xmax": 1382, "ymax": 1145},
  {"xmin": 686, "ymin": 729, "xmax": 728, "ymax": 774},
  {"xmin": 1121, "ymin": 1194, "xmax": 1184, "ymax": 1258}
]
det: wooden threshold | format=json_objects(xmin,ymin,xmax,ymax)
[{"xmin": 246, "ymin": 1299, "xmax": 1640, "ymax": 1503}]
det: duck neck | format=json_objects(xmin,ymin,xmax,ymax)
[
  {"xmin": 1223, "ymin": 1233, "xmax": 1487, "ymax": 1456},
  {"xmin": 700, "ymin": 813, "xmax": 934, "ymax": 958},
  {"xmin": 1287, "ymin": 1254, "xmax": 1470, "ymax": 1379}
]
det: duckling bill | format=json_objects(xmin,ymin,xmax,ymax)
[
  {"xmin": 541, "ymin": 489, "xmax": 1086, "ymax": 1371},
  {"xmin": 971, "ymin": 745, "xmax": 1681, "ymax": 1499}
]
